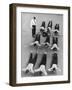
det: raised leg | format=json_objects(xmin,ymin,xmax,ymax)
[
  {"xmin": 40, "ymin": 65, "xmax": 47, "ymax": 76},
  {"xmin": 34, "ymin": 67, "xmax": 41, "ymax": 72},
  {"xmin": 22, "ymin": 64, "xmax": 30, "ymax": 72},
  {"xmin": 51, "ymin": 44, "xmax": 59, "ymax": 50}
]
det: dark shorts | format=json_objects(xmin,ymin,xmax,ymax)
[
  {"xmin": 32, "ymin": 25, "xmax": 36, "ymax": 37},
  {"xmin": 45, "ymin": 35, "xmax": 50, "ymax": 43},
  {"xmin": 34, "ymin": 33, "xmax": 40, "ymax": 44},
  {"xmin": 29, "ymin": 53, "xmax": 38, "ymax": 66},
  {"xmin": 52, "ymin": 37, "xmax": 58, "ymax": 45},
  {"xmin": 39, "ymin": 54, "xmax": 47, "ymax": 66},
  {"xmin": 50, "ymin": 53, "xmax": 58, "ymax": 67}
]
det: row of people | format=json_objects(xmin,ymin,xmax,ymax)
[
  {"xmin": 22, "ymin": 51, "xmax": 61, "ymax": 76},
  {"xmin": 40, "ymin": 21, "xmax": 59, "ymax": 36},
  {"xmin": 31, "ymin": 17, "xmax": 59, "ymax": 38},
  {"xmin": 30, "ymin": 28, "xmax": 59, "ymax": 50},
  {"xmin": 31, "ymin": 17, "xmax": 59, "ymax": 50},
  {"xmin": 27, "ymin": 17, "xmax": 60, "ymax": 76}
]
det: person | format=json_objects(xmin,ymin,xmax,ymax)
[
  {"xmin": 40, "ymin": 21, "xmax": 46, "ymax": 33},
  {"xmin": 52, "ymin": 24, "xmax": 59, "ymax": 36},
  {"xmin": 41, "ymin": 30, "xmax": 51, "ymax": 47},
  {"xmin": 31, "ymin": 17, "xmax": 36, "ymax": 38},
  {"xmin": 48, "ymin": 53, "xmax": 61, "ymax": 72},
  {"xmin": 51, "ymin": 36, "xmax": 59, "ymax": 50},
  {"xmin": 46, "ymin": 21, "xmax": 52, "ymax": 35},
  {"xmin": 47, "ymin": 21, "xmax": 52, "ymax": 28},
  {"xmin": 47, "ymin": 21, "xmax": 52, "ymax": 31},
  {"xmin": 22, "ymin": 51, "xmax": 38, "ymax": 74},
  {"xmin": 30, "ymin": 32, "xmax": 41, "ymax": 47},
  {"xmin": 40, "ymin": 21, "xmax": 47, "ymax": 40},
  {"xmin": 41, "ymin": 34, "xmax": 51, "ymax": 47},
  {"xmin": 30, "ymin": 25, "xmax": 47, "ymax": 47},
  {"xmin": 34, "ymin": 52, "xmax": 47, "ymax": 76},
  {"xmin": 41, "ymin": 21, "xmax": 52, "ymax": 47}
]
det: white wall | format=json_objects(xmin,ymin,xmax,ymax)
[{"xmin": 0, "ymin": 0, "xmax": 72, "ymax": 90}]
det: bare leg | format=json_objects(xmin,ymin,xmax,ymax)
[
  {"xmin": 48, "ymin": 64, "xmax": 57, "ymax": 71},
  {"xmin": 40, "ymin": 65, "xmax": 47, "ymax": 76},
  {"xmin": 48, "ymin": 64, "xmax": 61, "ymax": 72},
  {"xmin": 22, "ymin": 64, "xmax": 30, "ymax": 72},
  {"xmin": 30, "ymin": 41, "xmax": 41, "ymax": 46},
  {"xmin": 51, "ymin": 44, "xmax": 59, "ymax": 50},
  {"xmin": 29, "ymin": 64, "xmax": 34, "ymax": 73},
  {"xmin": 45, "ymin": 42, "xmax": 51, "ymax": 46},
  {"xmin": 35, "ymin": 41, "xmax": 41, "ymax": 46},
  {"xmin": 54, "ymin": 44, "xmax": 59, "ymax": 50},
  {"xmin": 34, "ymin": 67, "xmax": 41, "ymax": 72},
  {"xmin": 48, "ymin": 67, "xmax": 53, "ymax": 71},
  {"xmin": 41, "ymin": 42, "xmax": 50, "ymax": 46},
  {"xmin": 52, "ymin": 64, "xmax": 61, "ymax": 72},
  {"xmin": 22, "ymin": 63, "xmax": 34, "ymax": 73},
  {"xmin": 34, "ymin": 65, "xmax": 47, "ymax": 76}
]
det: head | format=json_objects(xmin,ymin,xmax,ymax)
[
  {"xmin": 41, "ymin": 21, "xmax": 45, "ymax": 28},
  {"xmin": 33, "ymin": 17, "xmax": 36, "ymax": 19},
  {"xmin": 55, "ymin": 24, "xmax": 59, "ymax": 30},
  {"xmin": 48, "ymin": 21, "xmax": 52, "ymax": 28},
  {"xmin": 47, "ymin": 27, "xmax": 51, "ymax": 35}
]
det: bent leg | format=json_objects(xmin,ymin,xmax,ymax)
[
  {"xmin": 27, "ymin": 63, "xmax": 34, "ymax": 73},
  {"xmin": 22, "ymin": 64, "xmax": 31, "ymax": 72},
  {"xmin": 40, "ymin": 65, "xmax": 47, "ymax": 76},
  {"xmin": 34, "ymin": 67, "xmax": 41, "ymax": 72}
]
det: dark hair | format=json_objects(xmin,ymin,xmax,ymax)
[
  {"xmin": 55, "ymin": 24, "xmax": 59, "ymax": 30},
  {"xmin": 41, "ymin": 21, "xmax": 45, "ymax": 28},
  {"xmin": 47, "ymin": 21, "xmax": 52, "ymax": 28},
  {"xmin": 34, "ymin": 17, "xmax": 36, "ymax": 19}
]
